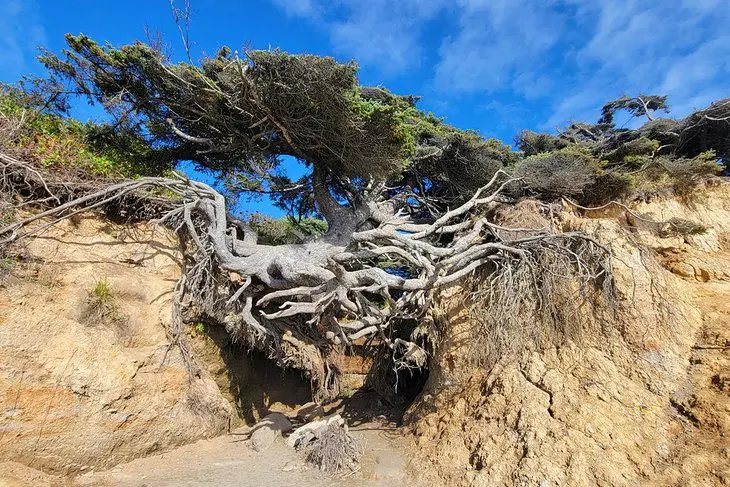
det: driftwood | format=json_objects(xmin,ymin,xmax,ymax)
[
  {"xmin": 286, "ymin": 413, "xmax": 362, "ymax": 473},
  {"xmin": 305, "ymin": 422, "xmax": 362, "ymax": 473},
  {"xmin": 287, "ymin": 414, "xmax": 345, "ymax": 449}
]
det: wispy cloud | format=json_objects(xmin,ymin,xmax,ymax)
[
  {"xmin": 542, "ymin": 0, "xmax": 730, "ymax": 127},
  {"xmin": 270, "ymin": 0, "xmax": 321, "ymax": 19},
  {"xmin": 434, "ymin": 0, "xmax": 566, "ymax": 95},
  {"xmin": 269, "ymin": 0, "xmax": 729, "ymax": 132},
  {"xmin": 272, "ymin": 0, "xmax": 448, "ymax": 72},
  {"xmin": 0, "ymin": 0, "xmax": 46, "ymax": 83}
]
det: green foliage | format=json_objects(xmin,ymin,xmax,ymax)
[
  {"xmin": 0, "ymin": 202, "xmax": 15, "ymax": 226},
  {"xmin": 660, "ymin": 218, "xmax": 709, "ymax": 238},
  {"xmin": 658, "ymin": 150, "xmax": 721, "ymax": 195},
  {"xmin": 346, "ymin": 86, "xmax": 447, "ymax": 163},
  {"xmin": 582, "ymin": 171, "xmax": 635, "ymax": 204},
  {"xmin": 516, "ymin": 147, "xmax": 601, "ymax": 198},
  {"xmin": 92, "ymin": 277, "xmax": 112, "ymax": 301},
  {"xmin": 85, "ymin": 277, "xmax": 125, "ymax": 325},
  {"xmin": 0, "ymin": 83, "xmax": 173, "ymax": 179},
  {"xmin": 25, "ymin": 33, "xmax": 730, "ymax": 211},
  {"xmin": 35, "ymin": 35, "xmax": 526, "ymax": 212},
  {"xmin": 249, "ymin": 213, "xmax": 327, "ymax": 245},
  {"xmin": 511, "ymin": 95, "xmax": 726, "ymax": 204},
  {"xmin": 602, "ymin": 136, "xmax": 659, "ymax": 167},
  {"xmin": 598, "ymin": 95, "xmax": 669, "ymax": 124},
  {"xmin": 1, "ymin": 256, "xmax": 16, "ymax": 272},
  {"xmin": 0, "ymin": 255, "xmax": 16, "ymax": 283},
  {"xmin": 515, "ymin": 130, "xmax": 565, "ymax": 156},
  {"xmin": 189, "ymin": 321, "xmax": 206, "ymax": 337},
  {"xmin": 403, "ymin": 130, "xmax": 517, "ymax": 205},
  {"xmin": 38, "ymin": 35, "xmax": 404, "ymax": 178}
]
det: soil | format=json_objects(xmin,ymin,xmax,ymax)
[
  {"xmin": 3, "ymin": 183, "xmax": 730, "ymax": 487},
  {"xmin": 0, "ymin": 420, "xmax": 422, "ymax": 487},
  {"xmin": 648, "ymin": 279, "xmax": 730, "ymax": 485}
]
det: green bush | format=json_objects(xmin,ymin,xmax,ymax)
[
  {"xmin": 0, "ymin": 83, "xmax": 173, "ymax": 180},
  {"xmin": 582, "ymin": 171, "xmax": 634, "ymax": 204},
  {"xmin": 516, "ymin": 147, "xmax": 601, "ymax": 198},
  {"xmin": 85, "ymin": 277, "xmax": 125, "ymax": 325}
]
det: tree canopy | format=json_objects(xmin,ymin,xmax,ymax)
[{"xmin": 36, "ymin": 35, "xmax": 525, "ymax": 221}]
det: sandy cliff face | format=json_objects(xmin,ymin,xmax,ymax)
[
  {"xmin": 0, "ymin": 215, "xmax": 235, "ymax": 474},
  {"xmin": 409, "ymin": 181, "xmax": 730, "ymax": 486},
  {"xmin": 1, "ymin": 183, "xmax": 728, "ymax": 486}
]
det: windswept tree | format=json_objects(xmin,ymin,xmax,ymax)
[
  {"xmin": 8, "ymin": 34, "xmax": 726, "ymax": 398},
  {"xmin": 598, "ymin": 95, "xmax": 669, "ymax": 124}
]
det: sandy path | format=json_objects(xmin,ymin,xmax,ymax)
[{"xmin": 68, "ymin": 423, "xmax": 420, "ymax": 487}]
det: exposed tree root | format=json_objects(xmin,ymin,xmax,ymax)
[
  {"xmin": 305, "ymin": 423, "xmax": 363, "ymax": 474},
  {"xmin": 0, "ymin": 156, "xmax": 615, "ymax": 398}
]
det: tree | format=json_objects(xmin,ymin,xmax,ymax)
[
  {"xmin": 598, "ymin": 95, "xmax": 669, "ymax": 124},
  {"xmin": 0, "ymin": 35, "xmax": 630, "ymax": 398}
]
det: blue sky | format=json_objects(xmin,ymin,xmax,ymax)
[{"xmin": 2, "ymin": 0, "xmax": 728, "ymax": 216}]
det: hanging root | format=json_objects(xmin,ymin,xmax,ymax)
[
  {"xmin": 0, "ymin": 155, "xmax": 617, "ymax": 398},
  {"xmin": 466, "ymin": 231, "xmax": 615, "ymax": 368},
  {"xmin": 305, "ymin": 422, "xmax": 363, "ymax": 474}
]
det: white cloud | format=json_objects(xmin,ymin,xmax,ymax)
[
  {"xmin": 540, "ymin": 0, "xmax": 730, "ymax": 128},
  {"xmin": 658, "ymin": 36, "xmax": 730, "ymax": 98},
  {"xmin": 269, "ymin": 0, "xmax": 730, "ymax": 132},
  {"xmin": 434, "ymin": 0, "xmax": 564, "ymax": 94},
  {"xmin": 328, "ymin": 0, "xmax": 437, "ymax": 71},
  {"xmin": 0, "ymin": 0, "xmax": 45, "ymax": 83},
  {"xmin": 271, "ymin": 0, "xmax": 321, "ymax": 19},
  {"xmin": 271, "ymin": 0, "xmax": 448, "ymax": 72}
]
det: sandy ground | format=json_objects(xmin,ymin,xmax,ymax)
[{"xmin": 28, "ymin": 422, "xmax": 421, "ymax": 487}]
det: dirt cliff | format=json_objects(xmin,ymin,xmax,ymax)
[
  {"xmin": 408, "ymin": 180, "xmax": 730, "ymax": 486},
  {"xmin": 0, "ymin": 215, "xmax": 235, "ymax": 474},
  {"xmin": 1, "ymin": 182, "xmax": 729, "ymax": 486}
]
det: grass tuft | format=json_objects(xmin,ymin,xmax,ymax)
[{"xmin": 84, "ymin": 277, "xmax": 125, "ymax": 326}]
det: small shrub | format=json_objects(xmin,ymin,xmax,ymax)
[
  {"xmin": 85, "ymin": 277, "xmax": 125, "ymax": 325},
  {"xmin": 582, "ymin": 171, "xmax": 634, "ymax": 204},
  {"xmin": 663, "ymin": 151, "xmax": 721, "ymax": 195},
  {"xmin": 516, "ymin": 148, "xmax": 600, "ymax": 198},
  {"xmin": 515, "ymin": 130, "xmax": 565, "ymax": 156},
  {"xmin": 92, "ymin": 277, "xmax": 112, "ymax": 300},
  {"xmin": 602, "ymin": 136, "xmax": 659, "ymax": 167},
  {"xmin": 0, "ymin": 83, "xmax": 174, "ymax": 181},
  {"xmin": 659, "ymin": 218, "xmax": 709, "ymax": 238},
  {"xmin": 249, "ymin": 213, "xmax": 327, "ymax": 245},
  {"xmin": 189, "ymin": 321, "xmax": 206, "ymax": 337},
  {"xmin": 0, "ymin": 255, "xmax": 16, "ymax": 282}
]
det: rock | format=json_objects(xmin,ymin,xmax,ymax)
[
  {"xmin": 0, "ymin": 461, "xmax": 62, "ymax": 487},
  {"xmin": 228, "ymin": 271, "xmax": 243, "ymax": 283},
  {"xmin": 296, "ymin": 402, "xmax": 325, "ymax": 422},
  {"xmin": 267, "ymin": 401, "xmax": 297, "ymax": 417},
  {"xmin": 282, "ymin": 460, "xmax": 305, "ymax": 472},
  {"xmin": 250, "ymin": 413, "xmax": 292, "ymax": 452}
]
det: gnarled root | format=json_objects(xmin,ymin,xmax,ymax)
[{"xmin": 0, "ymin": 160, "xmax": 614, "ymax": 399}]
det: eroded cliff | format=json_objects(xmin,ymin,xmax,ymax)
[{"xmin": 408, "ymin": 181, "xmax": 730, "ymax": 486}]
